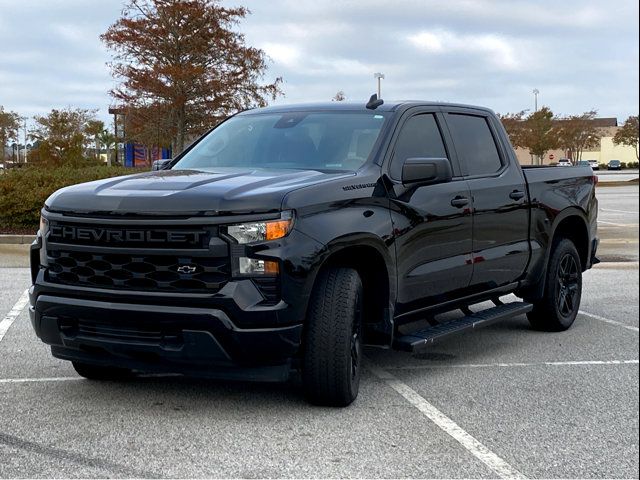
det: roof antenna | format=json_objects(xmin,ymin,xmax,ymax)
[{"xmin": 366, "ymin": 93, "xmax": 383, "ymax": 110}]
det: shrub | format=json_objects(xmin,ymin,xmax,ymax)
[
  {"xmin": 627, "ymin": 161, "xmax": 639, "ymax": 169},
  {"xmin": 0, "ymin": 165, "xmax": 141, "ymax": 231},
  {"xmin": 620, "ymin": 162, "xmax": 628, "ymax": 169},
  {"xmin": 598, "ymin": 164, "xmax": 607, "ymax": 170}
]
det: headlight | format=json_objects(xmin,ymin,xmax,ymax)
[
  {"xmin": 39, "ymin": 215, "xmax": 48, "ymax": 234},
  {"xmin": 227, "ymin": 211, "xmax": 294, "ymax": 244}
]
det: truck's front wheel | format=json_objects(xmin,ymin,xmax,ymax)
[
  {"xmin": 528, "ymin": 238, "xmax": 582, "ymax": 331},
  {"xmin": 72, "ymin": 361, "xmax": 133, "ymax": 380},
  {"xmin": 302, "ymin": 267, "xmax": 363, "ymax": 407}
]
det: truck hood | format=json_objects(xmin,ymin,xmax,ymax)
[{"xmin": 45, "ymin": 168, "xmax": 352, "ymax": 216}]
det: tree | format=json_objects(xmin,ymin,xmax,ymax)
[
  {"xmin": 498, "ymin": 111, "xmax": 527, "ymax": 148},
  {"xmin": 332, "ymin": 91, "xmax": 346, "ymax": 102},
  {"xmin": 101, "ymin": 0, "xmax": 283, "ymax": 154},
  {"xmin": 0, "ymin": 106, "xmax": 22, "ymax": 164},
  {"xmin": 521, "ymin": 107, "xmax": 559, "ymax": 164},
  {"xmin": 30, "ymin": 108, "xmax": 96, "ymax": 166},
  {"xmin": 557, "ymin": 110, "xmax": 601, "ymax": 164},
  {"xmin": 613, "ymin": 115, "xmax": 639, "ymax": 160},
  {"xmin": 85, "ymin": 120, "xmax": 105, "ymax": 161},
  {"xmin": 99, "ymin": 130, "xmax": 116, "ymax": 167}
]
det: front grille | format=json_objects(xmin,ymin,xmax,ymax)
[{"xmin": 46, "ymin": 250, "xmax": 229, "ymax": 292}]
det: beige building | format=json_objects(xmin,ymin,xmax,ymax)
[{"xmin": 514, "ymin": 118, "xmax": 638, "ymax": 166}]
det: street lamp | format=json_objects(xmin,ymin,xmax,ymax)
[
  {"xmin": 374, "ymin": 72, "xmax": 385, "ymax": 98},
  {"xmin": 533, "ymin": 88, "xmax": 539, "ymax": 112}
]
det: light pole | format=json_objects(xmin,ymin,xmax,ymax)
[
  {"xmin": 22, "ymin": 120, "xmax": 27, "ymax": 163},
  {"xmin": 374, "ymin": 72, "xmax": 385, "ymax": 98},
  {"xmin": 533, "ymin": 88, "xmax": 539, "ymax": 112}
]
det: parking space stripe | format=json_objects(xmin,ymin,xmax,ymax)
[
  {"xmin": 368, "ymin": 364, "xmax": 527, "ymax": 480},
  {"xmin": 0, "ymin": 289, "xmax": 29, "ymax": 343},
  {"xmin": 579, "ymin": 310, "xmax": 639, "ymax": 333},
  {"xmin": 601, "ymin": 208, "xmax": 638, "ymax": 214},
  {"xmin": 0, "ymin": 377, "xmax": 81, "ymax": 384},
  {"xmin": 385, "ymin": 360, "xmax": 639, "ymax": 370},
  {"xmin": 598, "ymin": 221, "xmax": 638, "ymax": 227}
]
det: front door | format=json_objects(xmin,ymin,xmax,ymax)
[{"xmin": 385, "ymin": 110, "xmax": 473, "ymax": 316}]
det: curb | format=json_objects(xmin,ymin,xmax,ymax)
[
  {"xmin": 597, "ymin": 179, "xmax": 639, "ymax": 187},
  {"xmin": 0, "ymin": 235, "xmax": 36, "ymax": 245}
]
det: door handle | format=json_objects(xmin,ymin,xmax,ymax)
[
  {"xmin": 509, "ymin": 190, "xmax": 525, "ymax": 201},
  {"xmin": 450, "ymin": 196, "xmax": 469, "ymax": 208}
]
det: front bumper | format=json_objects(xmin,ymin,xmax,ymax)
[{"xmin": 29, "ymin": 292, "xmax": 302, "ymax": 381}]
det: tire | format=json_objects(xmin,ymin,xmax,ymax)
[
  {"xmin": 302, "ymin": 267, "xmax": 363, "ymax": 407},
  {"xmin": 527, "ymin": 238, "xmax": 582, "ymax": 331},
  {"xmin": 72, "ymin": 361, "xmax": 133, "ymax": 381}
]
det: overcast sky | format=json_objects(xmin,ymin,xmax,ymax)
[{"xmin": 0, "ymin": 0, "xmax": 638, "ymax": 129}]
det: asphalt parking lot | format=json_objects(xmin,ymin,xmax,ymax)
[{"xmin": 0, "ymin": 185, "xmax": 638, "ymax": 478}]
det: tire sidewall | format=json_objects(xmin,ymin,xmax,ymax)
[{"xmin": 548, "ymin": 240, "xmax": 582, "ymax": 329}]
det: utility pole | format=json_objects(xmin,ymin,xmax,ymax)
[
  {"xmin": 374, "ymin": 72, "xmax": 385, "ymax": 98},
  {"xmin": 533, "ymin": 89, "xmax": 540, "ymax": 165},
  {"xmin": 22, "ymin": 120, "xmax": 27, "ymax": 164}
]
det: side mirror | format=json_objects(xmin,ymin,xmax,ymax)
[
  {"xmin": 152, "ymin": 159, "xmax": 173, "ymax": 171},
  {"xmin": 402, "ymin": 158, "xmax": 452, "ymax": 186}
]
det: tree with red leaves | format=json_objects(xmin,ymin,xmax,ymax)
[{"xmin": 101, "ymin": 0, "xmax": 283, "ymax": 154}]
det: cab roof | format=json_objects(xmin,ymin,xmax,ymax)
[{"xmin": 237, "ymin": 101, "xmax": 495, "ymax": 115}]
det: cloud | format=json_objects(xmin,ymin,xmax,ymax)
[
  {"xmin": 0, "ymin": 0, "xmax": 637, "ymax": 125},
  {"xmin": 407, "ymin": 30, "xmax": 518, "ymax": 70}
]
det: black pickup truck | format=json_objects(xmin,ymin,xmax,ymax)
[{"xmin": 29, "ymin": 99, "xmax": 599, "ymax": 406}]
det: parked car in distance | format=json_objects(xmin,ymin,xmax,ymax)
[
  {"xmin": 607, "ymin": 160, "xmax": 622, "ymax": 170},
  {"xmin": 587, "ymin": 160, "xmax": 599, "ymax": 170},
  {"xmin": 557, "ymin": 158, "xmax": 572, "ymax": 167},
  {"xmin": 576, "ymin": 160, "xmax": 591, "ymax": 168}
]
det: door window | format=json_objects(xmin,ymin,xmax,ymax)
[
  {"xmin": 446, "ymin": 114, "xmax": 503, "ymax": 176},
  {"xmin": 390, "ymin": 114, "xmax": 448, "ymax": 179}
]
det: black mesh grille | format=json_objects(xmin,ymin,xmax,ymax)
[{"xmin": 46, "ymin": 250, "xmax": 229, "ymax": 292}]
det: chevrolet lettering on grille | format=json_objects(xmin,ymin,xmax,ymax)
[{"xmin": 49, "ymin": 225, "xmax": 204, "ymax": 244}]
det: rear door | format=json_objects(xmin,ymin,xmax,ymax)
[
  {"xmin": 443, "ymin": 109, "xmax": 529, "ymax": 289},
  {"xmin": 385, "ymin": 109, "xmax": 474, "ymax": 315}
]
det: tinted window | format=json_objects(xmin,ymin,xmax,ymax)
[
  {"xmin": 390, "ymin": 114, "xmax": 448, "ymax": 179},
  {"xmin": 173, "ymin": 112, "xmax": 387, "ymax": 172},
  {"xmin": 447, "ymin": 114, "xmax": 502, "ymax": 176}
]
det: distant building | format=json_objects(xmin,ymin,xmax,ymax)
[{"xmin": 514, "ymin": 117, "xmax": 638, "ymax": 166}]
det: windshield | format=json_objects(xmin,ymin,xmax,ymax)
[{"xmin": 173, "ymin": 111, "xmax": 388, "ymax": 172}]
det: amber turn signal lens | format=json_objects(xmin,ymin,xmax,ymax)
[
  {"xmin": 266, "ymin": 219, "xmax": 292, "ymax": 241},
  {"xmin": 264, "ymin": 260, "xmax": 279, "ymax": 274}
]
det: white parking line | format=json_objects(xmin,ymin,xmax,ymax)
[
  {"xmin": 579, "ymin": 310, "xmax": 639, "ymax": 333},
  {"xmin": 369, "ymin": 364, "xmax": 526, "ymax": 480},
  {"xmin": 0, "ymin": 289, "xmax": 29, "ymax": 343},
  {"xmin": 385, "ymin": 359, "xmax": 640, "ymax": 370},
  {"xmin": 598, "ymin": 221, "xmax": 637, "ymax": 227},
  {"xmin": 601, "ymin": 208, "xmax": 639, "ymax": 214},
  {"xmin": 0, "ymin": 377, "xmax": 81, "ymax": 384}
]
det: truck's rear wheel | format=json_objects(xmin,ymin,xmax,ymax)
[
  {"xmin": 302, "ymin": 267, "xmax": 363, "ymax": 407},
  {"xmin": 72, "ymin": 361, "xmax": 133, "ymax": 380},
  {"xmin": 528, "ymin": 238, "xmax": 582, "ymax": 331}
]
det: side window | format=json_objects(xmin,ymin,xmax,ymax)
[
  {"xmin": 390, "ymin": 114, "xmax": 448, "ymax": 179},
  {"xmin": 446, "ymin": 114, "xmax": 503, "ymax": 176}
]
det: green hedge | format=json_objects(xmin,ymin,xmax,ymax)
[{"xmin": 0, "ymin": 165, "xmax": 140, "ymax": 231}]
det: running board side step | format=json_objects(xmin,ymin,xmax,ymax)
[{"xmin": 393, "ymin": 301, "xmax": 533, "ymax": 352}]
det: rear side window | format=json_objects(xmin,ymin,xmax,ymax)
[
  {"xmin": 446, "ymin": 114, "xmax": 503, "ymax": 176},
  {"xmin": 390, "ymin": 114, "xmax": 448, "ymax": 179}
]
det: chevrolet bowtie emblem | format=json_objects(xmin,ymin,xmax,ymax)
[{"xmin": 176, "ymin": 265, "xmax": 197, "ymax": 274}]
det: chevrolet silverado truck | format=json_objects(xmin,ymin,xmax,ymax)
[{"xmin": 29, "ymin": 98, "xmax": 599, "ymax": 406}]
